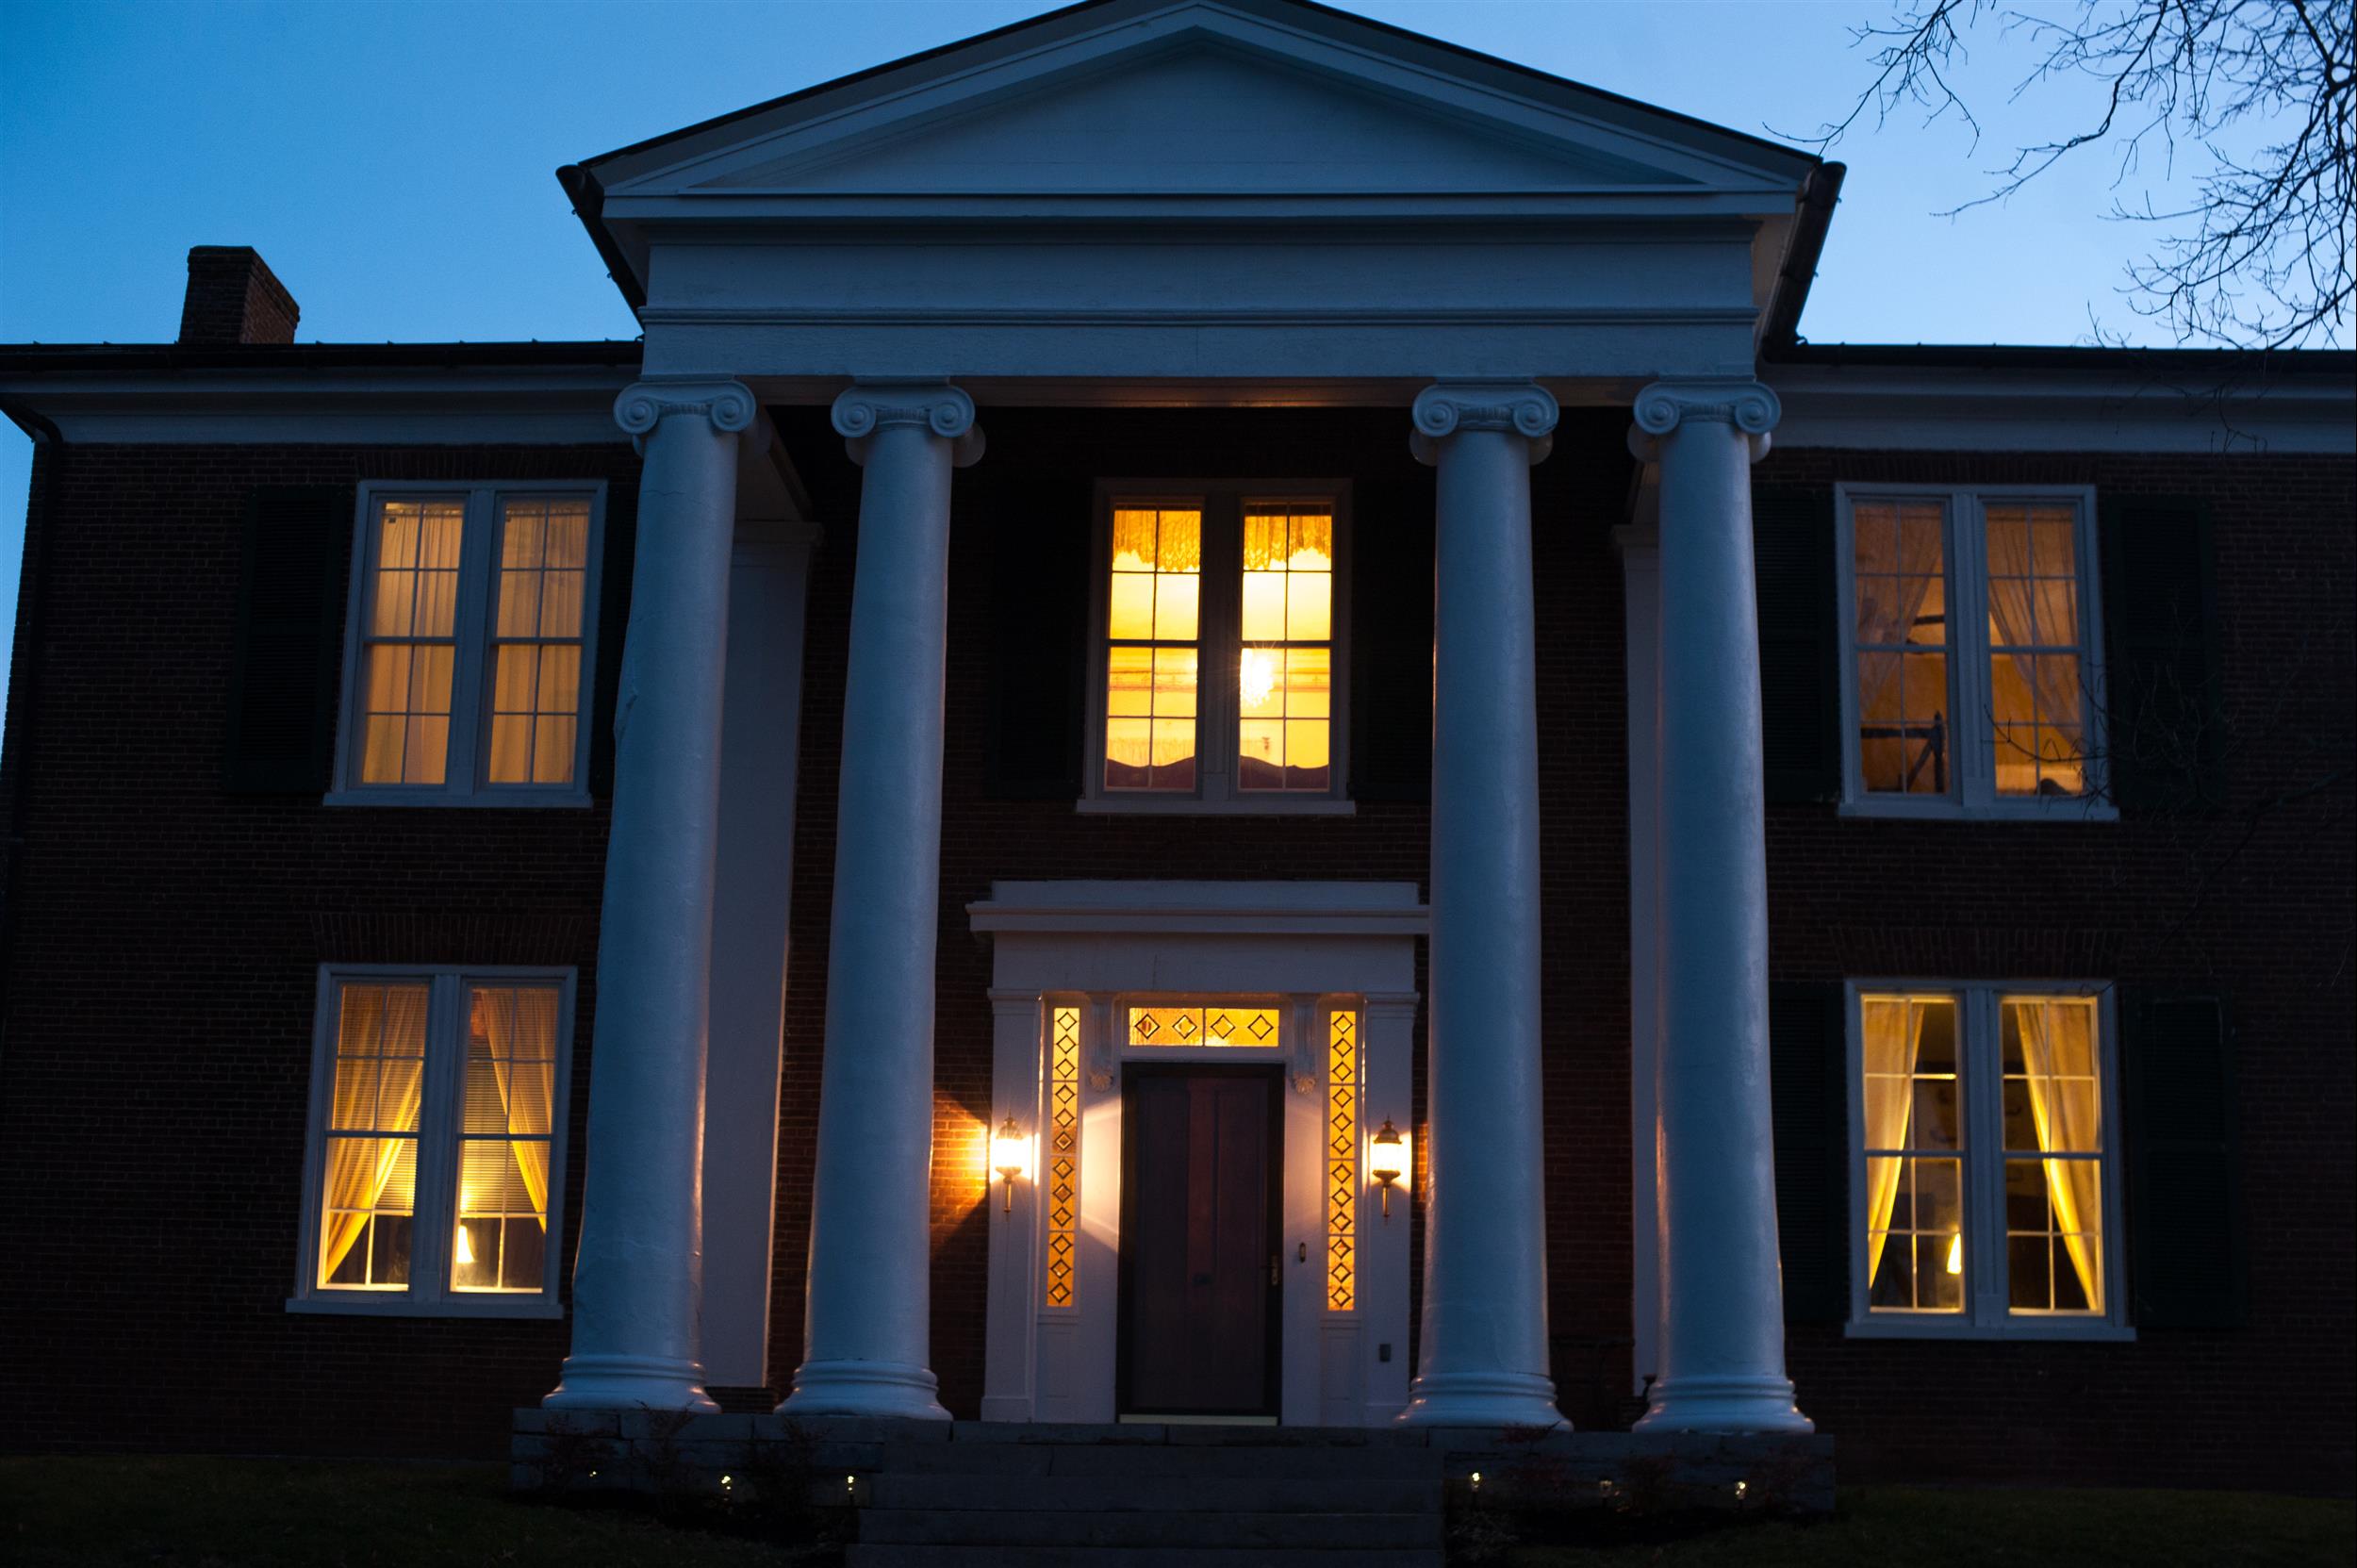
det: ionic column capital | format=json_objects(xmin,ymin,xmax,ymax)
[
  {"xmin": 1626, "ymin": 379, "xmax": 1780, "ymax": 465},
  {"xmin": 832, "ymin": 380, "xmax": 985, "ymax": 469},
  {"xmin": 614, "ymin": 379, "xmax": 757, "ymax": 447},
  {"xmin": 1410, "ymin": 381, "xmax": 1559, "ymax": 467}
]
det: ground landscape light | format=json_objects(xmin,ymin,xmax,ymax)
[{"xmin": 993, "ymin": 1116, "xmax": 1029, "ymax": 1213}]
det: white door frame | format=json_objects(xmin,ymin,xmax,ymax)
[{"xmin": 968, "ymin": 881, "xmax": 1423, "ymax": 1426}]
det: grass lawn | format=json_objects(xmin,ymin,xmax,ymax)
[
  {"xmin": 3, "ymin": 1458, "xmax": 2349, "ymax": 1567},
  {"xmin": 1506, "ymin": 1485, "xmax": 2354, "ymax": 1566}
]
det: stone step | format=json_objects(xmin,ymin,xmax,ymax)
[
  {"xmin": 861, "ymin": 1508, "xmax": 1442, "ymax": 1548},
  {"xmin": 838, "ymin": 1441, "xmax": 1442, "ymax": 1478},
  {"xmin": 867, "ymin": 1473, "xmax": 1440, "ymax": 1514},
  {"xmin": 847, "ymin": 1548, "xmax": 1442, "ymax": 1568}
]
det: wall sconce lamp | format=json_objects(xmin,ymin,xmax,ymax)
[
  {"xmin": 992, "ymin": 1116, "xmax": 1029, "ymax": 1213},
  {"xmin": 1369, "ymin": 1117, "xmax": 1408, "ymax": 1219}
]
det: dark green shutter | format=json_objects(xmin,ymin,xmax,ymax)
[
  {"xmin": 1753, "ymin": 487, "xmax": 1841, "ymax": 804},
  {"xmin": 587, "ymin": 489, "xmax": 637, "ymax": 798},
  {"xmin": 1770, "ymin": 982, "xmax": 1850, "ymax": 1322},
  {"xmin": 223, "ymin": 485, "xmax": 351, "ymax": 793},
  {"xmin": 1348, "ymin": 510, "xmax": 1433, "ymax": 802},
  {"xmin": 2121, "ymin": 992, "xmax": 2246, "ymax": 1329},
  {"xmin": 985, "ymin": 474, "xmax": 1090, "ymax": 800},
  {"xmin": 2100, "ymin": 498, "xmax": 2224, "ymax": 813}
]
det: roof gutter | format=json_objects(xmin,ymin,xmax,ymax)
[
  {"xmin": 1759, "ymin": 160, "xmax": 1844, "ymax": 358},
  {"xmin": 558, "ymin": 162, "xmax": 647, "ymax": 317}
]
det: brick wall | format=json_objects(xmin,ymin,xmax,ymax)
[
  {"xmin": 0, "ymin": 441, "xmax": 640, "ymax": 1459},
  {"xmin": 0, "ymin": 417, "xmax": 2347, "ymax": 1490}
]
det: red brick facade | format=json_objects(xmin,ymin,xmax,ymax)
[{"xmin": 0, "ymin": 409, "xmax": 2348, "ymax": 1493}]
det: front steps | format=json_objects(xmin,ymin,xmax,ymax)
[
  {"xmin": 846, "ymin": 1433, "xmax": 1444, "ymax": 1566},
  {"xmin": 513, "ymin": 1411, "xmax": 1834, "ymax": 1562}
]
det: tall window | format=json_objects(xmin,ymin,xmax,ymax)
[
  {"xmin": 1851, "ymin": 983, "xmax": 2123, "ymax": 1335},
  {"xmin": 1091, "ymin": 485, "xmax": 1347, "ymax": 810},
  {"xmin": 336, "ymin": 484, "xmax": 603, "ymax": 804},
  {"xmin": 1838, "ymin": 487, "xmax": 2108, "ymax": 817},
  {"xmin": 294, "ymin": 966, "xmax": 571, "ymax": 1314}
]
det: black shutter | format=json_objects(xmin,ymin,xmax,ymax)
[
  {"xmin": 1770, "ymin": 982, "xmax": 1849, "ymax": 1322},
  {"xmin": 2121, "ymin": 992, "xmax": 2247, "ymax": 1329},
  {"xmin": 1348, "ymin": 509, "xmax": 1433, "ymax": 802},
  {"xmin": 223, "ymin": 485, "xmax": 351, "ymax": 793},
  {"xmin": 985, "ymin": 474, "xmax": 1090, "ymax": 800},
  {"xmin": 1754, "ymin": 487, "xmax": 1841, "ymax": 805},
  {"xmin": 2100, "ymin": 498, "xmax": 2224, "ymax": 813},
  {"xmin": 587, "ymin": 487, "xmax": 638, "ymax": 798}
]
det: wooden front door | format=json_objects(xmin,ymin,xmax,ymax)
[{"xmin": 1117, "ymin": 1065, "xmax": 1283, "ymax": 1417}]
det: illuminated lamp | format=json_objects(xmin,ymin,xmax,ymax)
[
  {"xmin": 1945, "ymin": 1233, "xmax": 1964, "ymax": 1276},
  {"xmin": 1369, "ymin": 1117, "xmax": 1409, "ymax": 1219},
  {"xmin": 993, "ymin": 1116, "xmax": 1029, "ymax": 1213}
]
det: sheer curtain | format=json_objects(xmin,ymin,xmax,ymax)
[
  {"xmin": 2016, "ymin": 1002, "xmax": 2103, "ymax": 1309},
  {"xmin": 474, "ymin": 986, "xmax": 553, "ymax": 1227},
  {"xmin": 321, "ymin": 985, "xmax": 428, "ymax": 1280},
  {"xmin": 1855, "ymin": 514, "xmax": 1944, "ymax": 722},
  {"xmin": 1984, "ymin": 519, "xmax": 2083, "ymax": 785},
  {"xmin": 1861, "ymin": 997, "xmax": 1928, "ymax": 1286}
]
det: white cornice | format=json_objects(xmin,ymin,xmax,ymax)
[
  {"xmin": 0, "ymin": 364, "xmax": 638, "ymax": 445},
  {"xmin": 1768, "ymin": 362, "xmax": 2356, "ymax": 454}
]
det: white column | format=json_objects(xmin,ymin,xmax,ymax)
[
  {"xmin": 783, "ymin": 382, "xmax": 982, "ymax": 1421},
  {"xmin": 1401, "ymin": 381, "xmax": 1563, "ymax": 1429},
  {"xmin": 1629, "ymin": 379, "xmax": 1812, "ymax": 1435},
  {"xmin": 547, "ymin": 378, "xmax": 754, "ymax": 1412}
]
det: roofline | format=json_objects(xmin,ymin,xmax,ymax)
[
  {"xmin": 1758, "ymin": 162, "xmax": 1844, "ymax": 355},
  {"xmin": 1767, "ymin": 340, "xmax": 2357, "ymax": 374},
  {"xmin": 558, "ymin": 163, "xmax": 645, "ymax": 316},
  {"xmin": 568, "ymin": 0, "xmax": 1820, "ymax": 183},
  {"xmin": 0, "ymin": 341, "xmax": 644, "ymax": 374}
]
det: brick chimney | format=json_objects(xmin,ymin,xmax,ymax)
[{"xmin": 177, "ymin": 246, "xmax": 300, "ymax": 345}]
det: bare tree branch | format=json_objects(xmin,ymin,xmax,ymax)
[{"xmin": 1789, "ymin": 0, "xmax": 2356, "ymax": 348}]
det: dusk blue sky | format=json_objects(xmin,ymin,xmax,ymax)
[{"xmin": 1, "ymin": 0, "xmax": 2221, "ymax": 720}]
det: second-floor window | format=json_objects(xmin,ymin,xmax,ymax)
[
  {"xmin": 1838, "ymin": 485, "xmax": 2109, "ymax": 817},
  {"xmin": 333, "ymin": 483, "xmax": 604, "ymax": 804},
  {"xmin": 1089, "ymin": 484, "xmax": 1348, "ymax": 811}
]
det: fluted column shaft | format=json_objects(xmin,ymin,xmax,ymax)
[
  {"xmin": 1401, "ymin": 382, "xmax": 1563, "ymax": 1428},
  {"xmin": 547, "ymin": 380, "xmax": 753, "ymax": 1412},
  {"xmin": 1631, "ymin": 379, "xmax": 1811, "ymax": 1435},
  {"xmin": 783, "ymin": 382, "xmax": 982, "ymax": 1420}
]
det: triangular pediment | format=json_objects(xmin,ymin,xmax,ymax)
[
  {"xmin": 690, "ymin": 42, "xmax": 1693, "ymax": 196},
  {"xmin": 587, "ymin": 0, "xmax": 1815, "ymax": 206}
]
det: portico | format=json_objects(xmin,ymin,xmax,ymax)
[{"xmin": 545, "ymin": 0, "xmax": 1823, "ymax": 1436}]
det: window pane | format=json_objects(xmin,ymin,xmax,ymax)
[
  {"xmin": 1128, "ymin": 1004, "xmax": 1279, "ymax": 1048},
  {"xmin": 486, "ymin": 499, "xmax": 591, "ymax": 788},
  {"xmin": 2000, "ymin": 996, "xmax": 2104, "ymax": 1314},
  {"xmin": 1861, "ymin": 993, "xmax": 1965, "ymax": 1312},
  {"xmin": 1854, "ymin": 501, "xmax": 1950, "ymax": 795},
  {"xmin": 1986, "ymin": 503, "xmax": 2087, "ymax": 797},
  {"xmin": 1238, "ymin": 506, "xmax": 1336, "ymax": 794},
  {"xmin": 1103, "ymin": 504, "xmax": 1201, "ymax": 794}
]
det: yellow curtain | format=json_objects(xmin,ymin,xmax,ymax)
[
  {"xmin": 1862, "ymin": 998, "xmax": 1928, "ymax": 1286},
  {"xmin": 2016, "ymin": 1001, "xmax": 2103, "ymax": 1309},
  {"xmin": 1984, "ymin": 516, "xmax": 2085, "ymax": 780},
  {"xmin": 320, "ymin": 986, "xmax": 428, "ymax": 1281},
  {"xmin": 474, "ymin": 987, "xmax": 553, "ymax": 1228}
]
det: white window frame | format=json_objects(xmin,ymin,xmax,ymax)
[
  {"xmin": 326, "ymin": 480, "xmax": 607, "ymax": 807},
  {"xmin": 1079, "ymin": 480, "xmax": 1354, "ymax": 816},
  {"xmin": 1842, "ymin": 979, "xmax": 2132, "ymax": 1342},
  {"xmin": 1834, "ymin": 484, "xmax": 2115, "ymax": 820},
  {"xmin": 288, "ymin": 963, "xmax": 575, "ymax": 1318}
]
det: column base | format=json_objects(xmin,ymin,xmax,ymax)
[
  {"xmin": 1399, "ymin": 1369, "xmax": 1565, "ymax": 1429},
  {"xmin": 782, "ymin": 1359, "xmax": 952, "ymax": 1421},
  {"xmin": 544, "ymin": 1352, "xmax": 720, "ymax": 1414},
  {"xmin": 1637, "ymin": 1374, "xmax": 1813, "ymax": 1434}
]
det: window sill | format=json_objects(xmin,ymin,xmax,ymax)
[
  {"xmin": 322, "ymin": 789, "xmax": 593, "ymax": 811},
  {"xmin": 1844, "ymin": 1315, "xmax": 2134, "ymax": 1343},
  {"xmin": 286, "ymin": 1294, "xmax": 565, "ymax": 1320},
  {"xmin": 1838, "ymin": 796, "xmax": 2120, "ymax": 824},
  {"xmin": 1076, "ymin": 796, "xmax": 1358, "ymax": 817}
]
